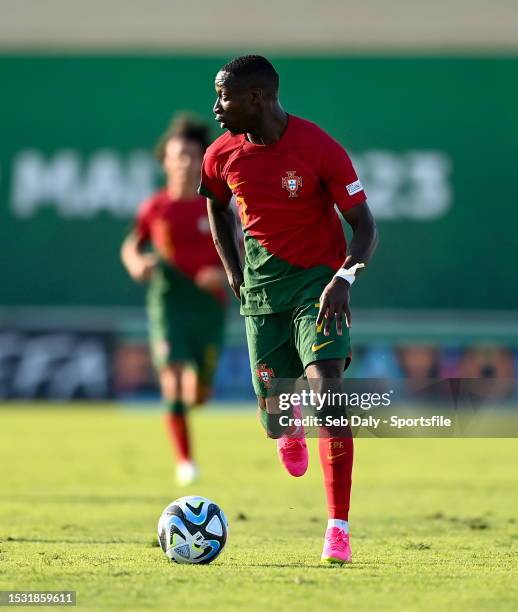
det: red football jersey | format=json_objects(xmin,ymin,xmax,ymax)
[
  {"xmin": 135, "ymin": 190, "xmax": 224, "ymax": 299},
  {"xmin": 199, "ymin": 114, "xmax": 366, "ymax": 314}
]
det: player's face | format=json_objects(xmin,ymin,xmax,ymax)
[
  {"xmin": 163, "ymin": 137, "xmax": 203, "ymax": 185},
  {"xmin": 213, "ymin": 71, "xmax": 258, "ymax": 135}
]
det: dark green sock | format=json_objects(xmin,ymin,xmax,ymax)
[
  {"xmin": 258, "ymin": 405, "xmax": 293, "ymax": 438},
  {"xmin": 258, "ymin": 406, "xmax": 268, "ymax": 431},
  {"xmin": 166, "ymin": 399, "xmax": 186, "ymax": 415}
]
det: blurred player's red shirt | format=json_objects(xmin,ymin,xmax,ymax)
[{"xmin": 134, "ymin": 190, "xmax": 224, "ymax": 300}]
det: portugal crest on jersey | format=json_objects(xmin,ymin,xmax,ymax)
[
  {"xmin": 282, "ymin": 171, "xmax": 302, "ymax": 197},
  {"xmin": 256, "ymin": 363, "xmax": 275, "ymax": 388}
]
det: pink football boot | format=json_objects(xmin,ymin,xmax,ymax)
[
  {"xmin": 321, "ymin": 527, "xmax": 352, "ymax": 564},
  {"xmin": 276, "ymin": 402, "xmax": 308, "ymax": 477}
]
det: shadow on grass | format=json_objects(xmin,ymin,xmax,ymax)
[
  {"xmin": 224, "ymin": 560, "xmax": 362, "ymax": 569},
  {"xmin": 2, "ymin": 536, "xmax": 146, "ymax": 545},
  {"xmin": 0, "ymin": 494, "xmax": 171, "ymax": 505}
]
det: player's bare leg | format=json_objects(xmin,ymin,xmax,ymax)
[
  {"xmin": 160, "ymin": 364, "xmax": 198, "ymax": 486},
  {"xmin": 179, "ymin": 366, "xmax": 209, "ymax": 406},
  {"xmin": 180, "ymin": 355, "xmax": 215, "ymax": 407},
  {"xmin": 306, "ymin": 359, "xmax": 353, "ymax": 564}
]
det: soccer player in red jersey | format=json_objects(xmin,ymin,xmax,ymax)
[
  {"xmin": 199, "ymin": 56, "xmax": 378, "ymax": 563},
  {"xmin": 122, "ymin": 115, "xmax": 227, "ymax": 486}
]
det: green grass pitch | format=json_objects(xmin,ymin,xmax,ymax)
[{"xmin": 0, "ymin": 405, "xmax": 517, "ymax": 611}]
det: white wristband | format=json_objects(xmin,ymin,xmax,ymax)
[{"xmin": 334, "ymin": 263, "xmax": 365, "ymax": 286}]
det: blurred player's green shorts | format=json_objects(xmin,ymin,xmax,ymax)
[
  {"xmin": 147, "ymin": 262, "xmax": 225, "ymax": 387},
  {"xmin": 245, "ymin": 298, "xmax": 351, "ymax": 398}
]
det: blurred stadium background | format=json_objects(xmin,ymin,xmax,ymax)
[{"xmin": 1, "ymin": 0, "xmax": 517, "ymax": 403}]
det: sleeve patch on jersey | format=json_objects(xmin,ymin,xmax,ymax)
[{"xmin": 346, "ymin": 180, "xmax": 363, "ymax": 196}]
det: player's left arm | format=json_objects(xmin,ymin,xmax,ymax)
[
  {"xmin": 316, "ymin": 132, "xmax": 379, "ymax": 335},
  {"xmin": 317, "ymin": 202, "xmax": 378, "ymax": 336}
]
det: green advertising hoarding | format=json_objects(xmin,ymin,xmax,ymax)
[{"xmin": 0, "ymin": 55, "xmax": 517, "ymax": 309}]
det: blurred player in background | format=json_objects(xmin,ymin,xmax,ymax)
[
  {"xmin": 201, "ymin": 56, "xmax": 378, "ymax": 564},
  {"xmin": 122, "ymin": 114, "xmax": 227, "ymax": 486}
]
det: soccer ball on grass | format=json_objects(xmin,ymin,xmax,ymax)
[{"xmin": 158, "ymin": 496, "xmax": 228, "ymax": 564}]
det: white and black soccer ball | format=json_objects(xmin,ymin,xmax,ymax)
[{"xmin": 158, "ymin": 496, "xmax": 228, "ymax": 564}]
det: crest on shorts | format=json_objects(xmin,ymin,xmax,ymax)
[
  {"xmin": 282, "ymin": 171, "xmax": 302, "ymax": 197},
  {"xmin": 256, "ymin": 363, "xmax": 275, "ymax": 388}
]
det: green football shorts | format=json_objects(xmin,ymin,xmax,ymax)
[
  {"xmin": 147, "ymin": 263, "xmax": 225, "ymax": 387},
  {"xmin": 245, "ymin": 298, "xmax": 351, "ymax": 398}
]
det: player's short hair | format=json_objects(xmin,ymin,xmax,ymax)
[
  {"xmin": 221, "ymin": 55, "xmax": 279, "ymax": 96},
  {"xmin": 155, "ymin": 113, "xmax": 210, "ymax": 162}
]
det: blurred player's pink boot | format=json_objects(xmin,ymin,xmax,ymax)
[
  {"xmin": 321, "ymin": 527, "xmax": 352, "ymax": 564},
  {"xmin": 277, "ymin": 402, "xmax": 308, "ymax": 477}
]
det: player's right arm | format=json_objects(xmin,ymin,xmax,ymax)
[
  {"xmin": 120, "ymin": 233, "xmax": 158, "ymax": 283},
  {"xmin": 121, "ymin": 197, "xmax": 159, "ymax": 283},
  {"xmin": 200, "ymin": 146, "xmax": 243, "ymax": 299},
  {"xmin": 206, "ymin": 198, "xmax": 243, "ymax": 299}
]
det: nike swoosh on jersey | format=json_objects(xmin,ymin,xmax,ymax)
[
  {"xmin": 228, "ymin": 181, "xmax": 246, "ymax": 190},
  {"xmin": 311, "ymin": 340, "xmax": 334, "ymax": 353}
]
